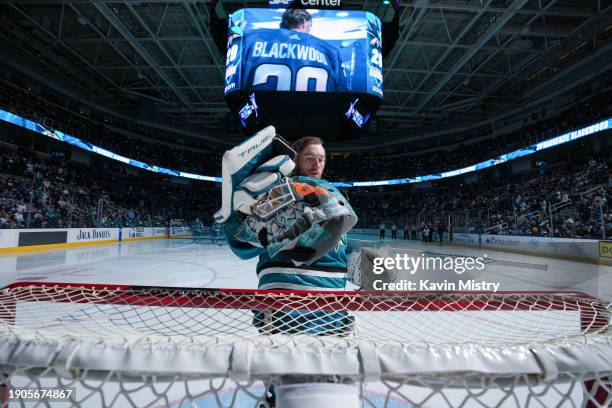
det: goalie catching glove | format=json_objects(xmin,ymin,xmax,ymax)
[{"xmin": 232, "ymin": 176, "xmax": 357, "ymax": 263}]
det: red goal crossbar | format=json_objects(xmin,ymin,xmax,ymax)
[
  {"xmin": 2, "ymin": 281, "xmax": 609, "ymax": 332},
  {"xmin": 1, "ymin": 281, "xmax": 607, "ymax": 312}
]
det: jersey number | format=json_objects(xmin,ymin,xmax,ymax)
[
  {"xmin": 371, "ymin": 49, "xmax": 382, "ymax": 68},
  {"xmin": 252, "ymin": 64, "xmax": 329, "ymax": 92}
]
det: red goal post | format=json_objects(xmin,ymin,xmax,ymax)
[{"xmin": 0, "ymin": 282, "xmax": 610, "ymax": 407}]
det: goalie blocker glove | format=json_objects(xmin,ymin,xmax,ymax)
[
  {"xmin": 214, "ymin": 126, "xmax": 295, "ymax": 224},
  {"xmin": 232, "ymin": 154, "xmax": 295, "ymax": 216}
]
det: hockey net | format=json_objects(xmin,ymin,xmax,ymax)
[{"xmin": 0, "ymin": 282, "xmax": 611, "ymax": 407}]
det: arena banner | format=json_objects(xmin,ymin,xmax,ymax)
[
  {"xmin": 1, "ymin": 228, "xmax": 117, "ymax": 252},
  {"xmin": 152, "ymin": 227, "xmax": 169, "ymax": 237},
  {"xmin": 0, "ymin": 227, "xmax": 169, "ymax": 254},
  {"xmin": 450, "ymin": 233, "xmax": 479, "ymax": 246},
  {"xmin": 124, "ymin": 227, "xmax": 146, "ymax": 240},
  {"xmin": 18, "ymin": 230, "xmax": 68, "ymax": 247},
  {"xmin": 416, "ymin": 232, "xmax": 601, "ymax": 262},
  {"xmin": 481, "ymin": 234, "xmax": 599, "ymax": 261},
  {"xmin": 121, "ymin": 227, "xmax": 169, "ymax": 241},
  {"xmin": 67, "ymin": 228, "xmax": 118, "ymax": 244},
  {"xmin": 170, "ymin": 226, "xmax": 192, "ymax": 237},
  {"xmin": 600, "ymin": 241, "xmax": 612, "ymax": 259},
  {"xmin": 0, "ymin": 106, "xmax": 608, "ymax": 187}
]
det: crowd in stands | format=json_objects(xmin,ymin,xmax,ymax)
[
  {"xmin": 0, "ymin": 144, "xmax": 219, "ymax": 229},
  {"xmin": 350, "ymin": 154, "xmax": 610, "ymax": 239}
]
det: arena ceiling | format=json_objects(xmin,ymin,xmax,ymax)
[{"xmin": 0, "ymin": 0, "xmax": 611, "ymax": 148}]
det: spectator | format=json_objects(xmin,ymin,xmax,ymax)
[
  {"xmin": 379, "ymin": 222, "xmax": 386, "ymax": 240},
  {"xmin": 437, "ymin": 223, "xmax": 445, "ymax": 246},
  {"xmin": 422, "ymin": 225, "xmax": 429, "ymax": 243}
]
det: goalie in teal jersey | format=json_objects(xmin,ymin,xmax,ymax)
[
  {"xmin": 214, "ymin": 127, "xmax": 397, "ymax": 406},
  {"xmin": 214, "ymin": 127, "xmax": 358, "ymax": 336}
]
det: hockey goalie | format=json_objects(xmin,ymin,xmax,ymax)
[{"xmin": 214, "ymin": 126, "xmax": 397, "ymax": 407}]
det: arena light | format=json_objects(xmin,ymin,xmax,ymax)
[
  {"xmin": 332, "ymin": 118, "xmax": 611, "ymax": 187},
  {"xmin": 0, "ymin": 107, "xmax": 608, "ymax": 188},
  {"xmin": 0, "ymin": 108, "xmax": 220, "ymax": 183}
]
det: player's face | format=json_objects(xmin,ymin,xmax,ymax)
[
  {"xmin": 294, "ymin": 20, "xmax": 312, "ymax": 33},
  {"xmin": 297, "ymin": 143, "xmax": 325, "ymax": 179}
]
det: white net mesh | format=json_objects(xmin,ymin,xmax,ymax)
[{"xmin": 1, "ymin": 283, "xmax": 611, "ymax": 407}]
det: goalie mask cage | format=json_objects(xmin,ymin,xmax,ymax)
[{"xmin": 0, "ymin": 282, "xmax": 610, "ymax": 408}]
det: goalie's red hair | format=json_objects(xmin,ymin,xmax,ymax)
[{"xmin": 291, "ymin": 136, "xmax": 323, "ymax": 161}]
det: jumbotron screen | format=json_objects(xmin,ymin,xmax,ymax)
[{"xmin": 224, "ymin": 8, "xmax": 383, "ymax": 98}]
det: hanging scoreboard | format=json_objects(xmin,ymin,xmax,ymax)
[{"xmin": 211, "ymin": 1, "xmax": 398, "ymax": 139}]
